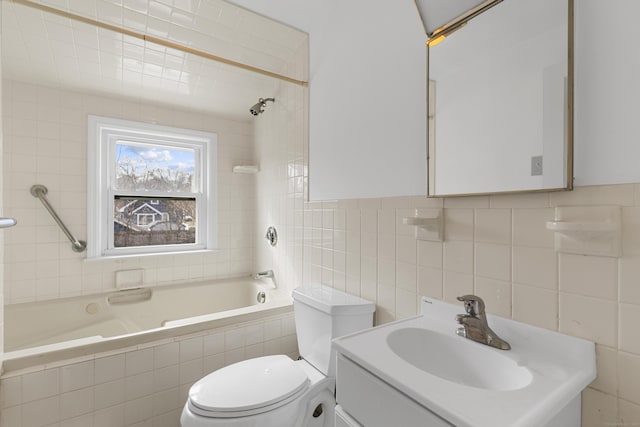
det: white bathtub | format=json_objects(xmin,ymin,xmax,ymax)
[{"xmin": 3, "ymin": 277, "xmax": 292, "ymax": 371}]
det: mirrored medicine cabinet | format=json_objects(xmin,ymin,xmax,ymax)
[{"xmin": 426, "ymin": 0, "xmax": 574, "ymax": 197}]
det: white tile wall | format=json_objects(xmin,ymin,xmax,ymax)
[
  {"xmin": 1, "ymin": 11, "xmax": 308, "ymax": 426},
  {"xmin": 252, "ymin": 38, "xmax": 307, "ymax": 299},
  {"xmin": 2, "ymin": 78, "xmax": 256, "ymax": 304},
  {"xmin": 559, "ymin": 253, "xmax": 618, "ymax": 299},
  {"xmin": 0, "ymin": 2, "xmax": 5, "ymax": 371},
  {"xmin": 306, "ymin": 184, "xmax": 640, "ymax": 426},
  {"xmin": 1, "ymin": 0, "xmax": 308, "ymax": 122},
  {"xmin": 0, "ymin": 311, "xmax": 297, "ymax": 427},
  {"xmin": 512, "ymin": 283, "xmax": 558, "ymax": 330}
]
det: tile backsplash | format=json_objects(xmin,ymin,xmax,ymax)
[{"xmin": 299, "ymin": 185, "xmax": 640, "ymax": 426}]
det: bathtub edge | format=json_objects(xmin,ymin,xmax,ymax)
[{"xmin": 2, "ymin": 303, "xmax": 294, "ymax": 376}]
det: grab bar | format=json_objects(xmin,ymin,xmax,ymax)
[
  {"xmin": 0, "ymin": 217, "xmax": 17, "ymax": 228},
  {"xmin": 30, "ymin": 184, "xmax": 86, "ymax": 252}
]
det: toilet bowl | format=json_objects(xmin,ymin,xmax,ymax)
[{"xmin": 181, "ymin": 283, "xmax": 375, "ymax": 427}]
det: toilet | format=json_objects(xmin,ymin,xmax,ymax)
[{"xmin": 180, "ymin": 283, "xmax": 375, "ymax": 427}]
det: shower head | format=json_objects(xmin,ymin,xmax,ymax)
[{"xmin": 250, "ymin": 97, "xmax": 275, "ymax": 116}]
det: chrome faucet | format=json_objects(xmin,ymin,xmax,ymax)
[
  {"xmin": 455, "ymin": 295, "xmax": 511, "ymax": 350},
  {"xmin": 254, "ymin": 270, "xmax": 274, "ymax": 280}
]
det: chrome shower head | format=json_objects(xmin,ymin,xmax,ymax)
[{"xmin": 250, "ymin": 97, "xmax": 275, "ymax": 116}]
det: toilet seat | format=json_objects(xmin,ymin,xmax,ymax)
[{"xmin": 188, "ymin": 355, "xmax": 310, "ymax": 418}]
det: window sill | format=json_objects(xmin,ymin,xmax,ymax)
[{"xmin": 84, "ymin": 248, "xmax": 219, "ymax": 262}]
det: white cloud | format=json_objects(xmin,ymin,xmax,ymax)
[{"xmin": 138, "ymin": 149, "xmax": 173, "ymax": 162}]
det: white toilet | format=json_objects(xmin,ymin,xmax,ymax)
[{"xmin": 180, "ymin": 283, "xmax": 375, "ymax": 427}]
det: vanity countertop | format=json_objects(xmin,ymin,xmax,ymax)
[{"xmin": 333, "ymin": 297, "xmax": 596, "ymax": 427}]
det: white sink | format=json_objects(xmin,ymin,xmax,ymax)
[
  {"xmin": 333, "ymin": 297, "xmax": 596, "ymax": 427},
  {"xmin": 387, "ymin": 327, "xmax": 532, "ymax": 391}
]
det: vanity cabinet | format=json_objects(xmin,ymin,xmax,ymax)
[
  {"xmin": 335, "ymin": 405, "xmax": 361, "ymax": 427},
  {"xmin": 335, "ymin": 354, "xmax": 453, "ymax": 427}
]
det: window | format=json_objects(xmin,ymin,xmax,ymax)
[{"xmin": 88, "ymin": 116, "xmax": 217, "ymax": 258}]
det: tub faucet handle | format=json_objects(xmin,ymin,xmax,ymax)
[{"xmin": 265, "ymin": 226, "xmax": 278, "ymax": 246}]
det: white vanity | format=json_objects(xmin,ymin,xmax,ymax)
[{"xmin": 333, "ymin": 297, "xmax": 596, "ymax": 427}]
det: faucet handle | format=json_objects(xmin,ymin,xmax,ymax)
[{"xmin": 456, "ymin": 295, "xmax": 486, "ymax": 316}]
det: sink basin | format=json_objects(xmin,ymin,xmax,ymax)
[
  {"xmin": 333, "ymin": 297, "xmax": 596, "ymax": 427},
  {"xmin": 387, "ymin": 327, "xmax": 532, "ymax": 391}
]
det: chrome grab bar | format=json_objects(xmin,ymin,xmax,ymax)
[
  {"xmin": 30, "ymin": 184, "xmax": 86, "ymax": 252},
  {"xmin": 0, "ymin": 217, "xmax": 17, "ymax": 228}
]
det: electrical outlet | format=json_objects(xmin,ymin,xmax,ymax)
[{"xmin": 531, "ymin": 156, "xmax": 543, "ymax": 176}]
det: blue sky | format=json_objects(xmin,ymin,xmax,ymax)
[{"xmin": 116, "ymin": 142, "xmax": 196, "ymax": 175}]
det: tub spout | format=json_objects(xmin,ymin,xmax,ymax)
[{"xmin": 254, "ymin": 270, "xmax": 274, "ymax": 280}]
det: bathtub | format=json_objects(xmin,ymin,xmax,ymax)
[{"xmin": 3, "ymin": 276, "xmax": 292, "ymax": 372}]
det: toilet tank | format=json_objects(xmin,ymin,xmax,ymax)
[{"xmin": 292, "ymin": 283, "xmax": 375, "ymax": 378}]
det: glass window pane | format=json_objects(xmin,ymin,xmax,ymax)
[
  {"xmin": 115, "ymin": 142, "xmax": 196, "ymax": 192},
  {"xmin": 114, "ymin": 197, "xmax": 196, "ymax": 247}
]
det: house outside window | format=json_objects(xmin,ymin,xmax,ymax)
[{"xmin": 88, "ymin": 116, "xmax": 217, "ymax": 258}]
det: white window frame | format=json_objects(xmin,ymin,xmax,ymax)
[{"xmin": 87, "ymin": 116, "xmax": 218, "ymax": 259}]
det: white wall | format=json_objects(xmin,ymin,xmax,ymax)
[
  {"xmin": 228, "ymin": 0, "xmax": 428, "ymax": 200},
  {"xmin": 573, "ymin": 0, "xmax": 640, "ymax": 186}
]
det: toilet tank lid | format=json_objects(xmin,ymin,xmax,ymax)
[{"xmin": 293, "ymin": 283, "xmax": 375, "ymax": 315}]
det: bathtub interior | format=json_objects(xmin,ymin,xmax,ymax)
[{"xmin": 4, "ymin": 277, "xmax": 291, "ymax": 355}]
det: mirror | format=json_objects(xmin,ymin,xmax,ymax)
[{"xmin": 427, "ymin": 0, "xmax": 573, "ymax": 196}]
